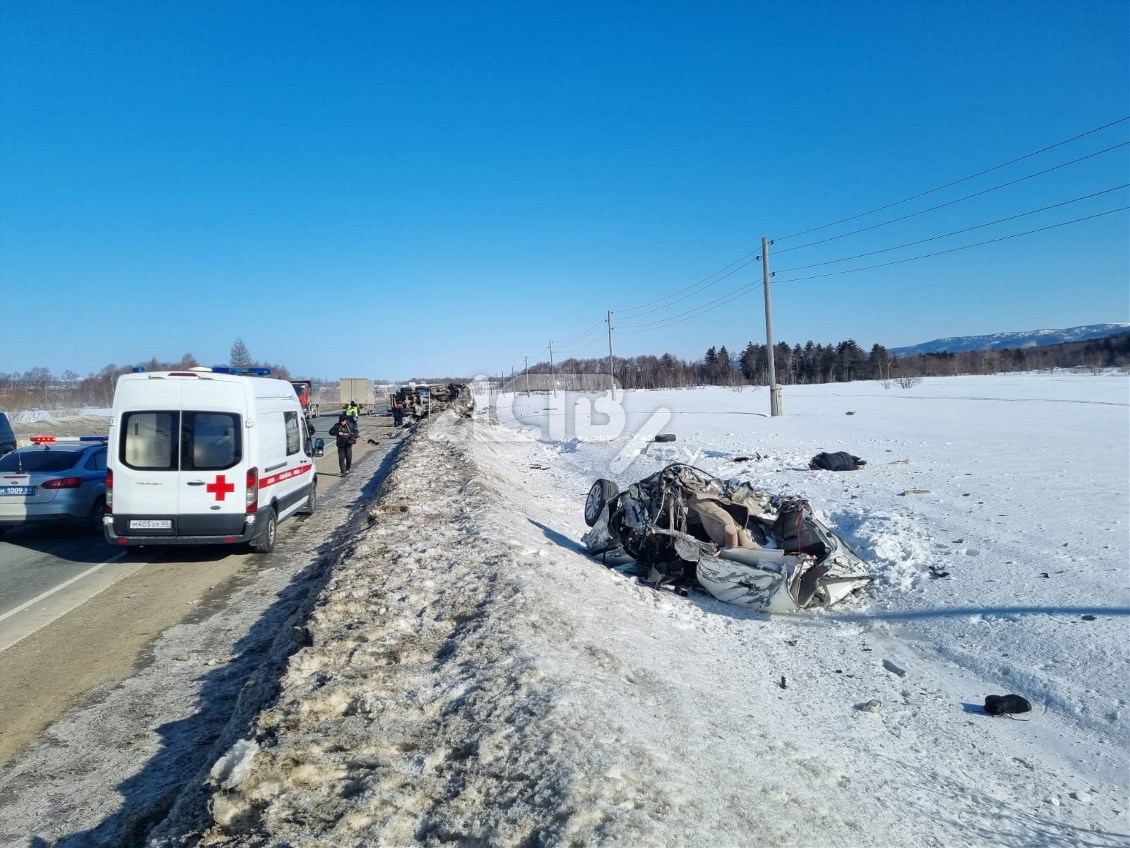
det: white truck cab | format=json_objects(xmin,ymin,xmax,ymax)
[{"xmin": 105, "ymin": 368, "xmax": 324, "ymax": 552}]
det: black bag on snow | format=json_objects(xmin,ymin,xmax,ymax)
[
  {"xmin": 810, "ymin": 451, "xmax": 866, "ymax": 471},
  {"xmin": 773, "ymin": 500, "xmax": 830, "ymax": 558},
  {"xmin": 984, "ymin": 694, "xmax": 1032, "ymax": 716}
]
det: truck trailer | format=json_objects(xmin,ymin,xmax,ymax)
[{"xmin": 339, "ymin": 377, "xmax": 377, "ymax": 415}]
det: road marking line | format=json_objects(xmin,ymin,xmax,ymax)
[{"xmin": 0, "ymin": 554, "xmax": 127, "ymax": 624}]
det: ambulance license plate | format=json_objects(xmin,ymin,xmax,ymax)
[{"xmin": 130, "ymin": 519, "xmax": 172, "ymax": 530}]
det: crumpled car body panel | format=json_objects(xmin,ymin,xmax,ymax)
[{"xmin": 583, "ymin": 463, "xmax": 870, "ymax": 612}]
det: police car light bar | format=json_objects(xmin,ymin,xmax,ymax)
[{"xmin": 29, "ymin": 435, "xmax": 109, "ymax": 443}]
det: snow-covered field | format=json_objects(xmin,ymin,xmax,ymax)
[
  {"xmin": 153, "ymin": 371, "xmax": 1128, "ymax": 847},
  {"xmin": 2, "ymin": 373, "xmax": 1127, "ymax": 847}
]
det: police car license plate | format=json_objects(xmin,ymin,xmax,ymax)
[
  {"xmin": 130, "ymin": 519, "xmax": 172, "ymax": 529},
  {"xmin": 0, "ymin": 486, "xmax": 35, "ymax": 496}
]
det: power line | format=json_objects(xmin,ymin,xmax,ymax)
[
  {"xmin": 775, "ymin": 206, "xmax": 1129, "ymax": 285},
  {"xmin": 555, "ymin": 335, "xmax": 607, "ymax": 358},
  {"xmin": 773, "ymin": 141, "xmax": 1129, "ymax": 255},
  {"xmin": 554, "ymin": 330, "xmax": 608, "ymax": 357},
  {"xmin": 531, "ymin": 119, "xmax": 1129, "ymax": 357},
  {"xmin": 619, "ymin": 280, "xmax": 760, "ymax": 334},
  {"xmin": 608, "ymin": 120, "xmax": 1128, "ymax": 326},
  {"xmin": 552, "ymin": 318, "xmax": 605, "ymax": 346},
  {"xmin": 613, "ymin": 254, "xmax": 761, "ymax": 322},
  {"xmin": 619, "ymin": 204, "xmax": 1127, "ymax": 334},
  {"xmin": 774, "ymin": 185, "xmax": 1130, "ymax": 274},
  {"xmin": 775, "ymin": 116, "xmax": 1129, "ymax": 241},
  {"xmin": 613, "ymin": 249, "xmax": 760, "ymax": 316}
]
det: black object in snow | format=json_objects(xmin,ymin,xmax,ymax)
[
  {"xmin": 984, "ymin": 694, "xmax": 1032, "ymax": 716},
  {"xmin": 810, "ymin": 451, "xmax": 866, "ymax": 471}
]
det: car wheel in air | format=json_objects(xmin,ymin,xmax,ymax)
[{"xmin": 584, "ymin": 479, "xmax": 619, "ymax": 527}]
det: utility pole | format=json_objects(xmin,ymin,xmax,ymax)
[
  {"xmin": 524, "ymin": 356, "xmax": 529, "ymax": 396},
  {"xmin": 606, "ymin": 310, "xmax": 616, "ymax": 400},
  {"xmin": 547, "ymin": 341, "xmax": 556, "ymax": 397},
  {"xmin": 762, "ymin": 236, "xmax": 783, "ymax": 416}
]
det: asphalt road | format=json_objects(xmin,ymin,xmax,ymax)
[{"xmin": 0, "ymin": 403, "xmax": 396, "ymax": 764}]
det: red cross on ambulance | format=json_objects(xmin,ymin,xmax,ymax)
[{"xmin": 206, "ymin": 474, "xmax": 236, "ymax": 501}]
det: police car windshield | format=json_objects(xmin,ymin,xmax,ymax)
[{"xmin": 0, "ymin": 450, "xmax": 81, "ymax": 473}]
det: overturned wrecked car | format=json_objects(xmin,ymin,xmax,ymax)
[{"xmin": 582, "ymin": 463, "xmax": 870, "ymax": 612}]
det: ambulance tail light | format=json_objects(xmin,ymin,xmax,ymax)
[
  {"xmin": 246, "ymin": 467, "xmax": 259, "ymax": 513},
  {"xmin": 106, "ymin": 468, "xmax": 113, "ymax": 512}
]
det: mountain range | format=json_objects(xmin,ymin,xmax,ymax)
[{"xmin": 889, "ymin": 323, "xmax": 1130, "ymax": 357}]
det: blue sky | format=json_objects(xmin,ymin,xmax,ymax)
[{"xmin": 1, "ymin": 0, "xmax": 1127, "ymax": 381}]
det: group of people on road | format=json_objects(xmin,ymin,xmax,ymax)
[
  {"xmin": 329, "ymin": 400, "xmax": 362, "ymax": 476},
  {"xmin": 329, "ymin": 399, "xmax": 410, "ymax": 477}
]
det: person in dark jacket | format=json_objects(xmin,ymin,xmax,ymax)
[{"xmin": 329, "ymin": 414, "xmax": 358, "ymax": 476}]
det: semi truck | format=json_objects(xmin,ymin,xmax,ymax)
[{"xmin": 339, "ymin": 377, "xmax": 377, "ymax": 415}]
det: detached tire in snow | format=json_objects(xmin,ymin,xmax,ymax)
[
  {"xmin": 584, "ymin": 479, "xmax": 619, "ymax": 527},
  {"xmin": 654, "ymin": 433, "xmax": 676, "ymax": 443}
]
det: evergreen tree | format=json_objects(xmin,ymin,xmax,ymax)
[
  {"xmin": 230, "ymin": 338, "xmax": 252, "ymax": 369},
  {"xmin": 739, "ymin": 342, "xmax": 758, "ymax": 382},
  {"xmin": 868, "ymin": 344, "xmax": 890, "ymax": 380}
]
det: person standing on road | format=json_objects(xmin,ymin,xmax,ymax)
[
  {"xmin": 345, "ymin": 401, "xmax": 360, "ymax": 426},
  {"xmin": 392, "ymin": 401, "xmax": 405, "ymax": 426},
  {"xmin": 329, "ymin": 413, "xmax": 358, "ymax": 476}
]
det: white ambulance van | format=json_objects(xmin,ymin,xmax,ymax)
[{"xmin": 105, "ymin": 368, "xmax": 325, "ymax": 553}]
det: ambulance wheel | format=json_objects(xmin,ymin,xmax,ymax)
[
  {"xmin": 300, "ymin": 477, "xmax": 317, "ymax": 515},
  {"xmin": 584, "ymin": 479, "xmax": 619, "ymax": 527},
  {"xmin": 251, "ymin": 508, "xmax": 277, "ymax": 553}
]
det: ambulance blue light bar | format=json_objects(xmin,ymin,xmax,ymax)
[{"xmin": 210, "ymin": 366, "xmax": 272, "ymax": 376}]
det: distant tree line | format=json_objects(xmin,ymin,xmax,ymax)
[
  {"xmin": 3, "ymin": 334, "xmax": 1127, "ymax": 413},
  {"xmin": 524, "ymin": 333, "xmax": 1130, "ymax": 391},
  {"xmin": 0, "ymin": 339, "xmax": 292, "ymax": 413}
]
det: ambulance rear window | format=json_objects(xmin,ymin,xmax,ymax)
[
  {"xmin": 186, "ymin": 412, "xmax": 241, "ymax": 470},
  {"xmin": 120, "ymin": 411, "xmax": 241, "ymax": 471},
  {"xmin": 122, "ymin": 411, "xmax": 177, "ymax": 470}
]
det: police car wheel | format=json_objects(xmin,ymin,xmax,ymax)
[{"xmin": 88, "ymin": 497, "xmax": 106, "ymax": 535}]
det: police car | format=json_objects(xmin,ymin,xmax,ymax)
[{"xmin": 0, "ymin": 436, "xmax": 108, "ymax": 537}]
